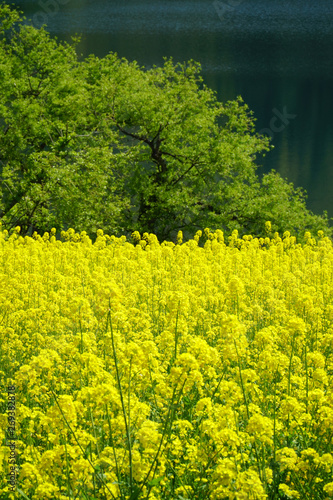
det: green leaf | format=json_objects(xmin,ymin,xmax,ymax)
[
  {"xmin": 129, "ymin": 485, "xmax": 142, "ymax": 500},
  {"xmin": 148, "ymin": 476, "xmax": 164, "ymax": 487},
  {"xmin": 16, "ymin": 488, "xmax": 31, "ymax": 500}
]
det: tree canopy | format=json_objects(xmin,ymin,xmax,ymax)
[{"xmin": 0, "ymin": 3, "xmax": 331, "ymax": 242}]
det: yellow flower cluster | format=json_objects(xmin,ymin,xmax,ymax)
[{"xmin": 1, "ymin": 225, "xmax": 333, "ymax": 499}]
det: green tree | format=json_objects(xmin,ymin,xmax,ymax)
[
  {"xmin": 0, "ymin": 4, "xmax": 127, "ymax": 236},
  {"xmin": 0, "ymin": 3, "xmax": 331, "ymax": 241}
]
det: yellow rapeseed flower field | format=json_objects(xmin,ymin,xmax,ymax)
[{"xmin": 1, "ymin": 224, "xmax": 333, "ymax": 499}]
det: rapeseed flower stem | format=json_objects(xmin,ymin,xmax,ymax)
[
  {"xmin": 50, "ymin": 389, "xmax": 117, "ymax": 500},
  {"xmin": 107, "ymin": 301, "xmax": 134, "ymax": 494}
]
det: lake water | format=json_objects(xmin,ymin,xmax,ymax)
[{"xmin": 14, "ymin": 0, "xmax": 333, "ymax": 221}]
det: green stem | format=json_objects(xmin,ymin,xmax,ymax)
[
  {"xmin": 174, "ymin": 303, "xmax": 180, "ymax": 362},
  {"xmin": 64, "ymin": 439, "xmax": 73, "ymax": 498},
  {"xmin": 50, "ymin": 389, "xmax": 117, "ymax": 500},
  {"xmin": 107, "ymin": 301, "xmax": 133, "ymax": 493},
  {"xmin": 141, "ymin": 377, "xmax": 187, "ymax": 499},
  {"xmin": 234, "ymin": 340, "xmax": 262, "ymax": 481},
  {"xmin": 105, "ymin": 405, "xmax": 125, "ymax": 500}
]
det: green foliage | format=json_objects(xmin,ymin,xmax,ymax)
[{"xmin": 0, "ymin": 3, "xmax": 331, "ymax": 242}]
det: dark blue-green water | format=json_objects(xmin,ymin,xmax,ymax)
[{"xmin": 13, "ymin": 0, "xmax": 333, "ymax": 220}]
